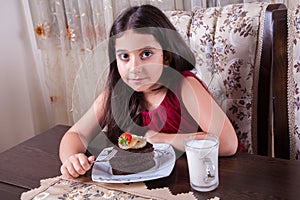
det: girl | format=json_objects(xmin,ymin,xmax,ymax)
[{"xmin": 59, "ymin": 4, "xmax": 238, "ymax": 179}]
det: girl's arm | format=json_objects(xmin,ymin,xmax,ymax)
[
  {"xmin": 59, "ymin": 90, "xmax": 107, "ymax": 178},
  {"xmin": 145, "ymin": 76, "xmax": 238, "ymax": 156}
]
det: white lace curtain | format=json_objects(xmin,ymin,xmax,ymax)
[{"xmin": 27, "ymin": 0, "xmax": 298, "ymax": 125}]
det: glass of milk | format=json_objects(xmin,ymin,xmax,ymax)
[{"xmin": 184, "ymin": 133, "xmax": 219, "ymax": 192}]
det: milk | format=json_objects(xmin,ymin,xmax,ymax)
[{"xmin": 185, "ymin": 138, "xmax": 219, "ymax": 192}]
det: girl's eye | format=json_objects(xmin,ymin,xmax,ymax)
[
  {"xmin": 119, "ymin": 53, "xmax": 129, "ymax": 61},
  {"xmin": 141, "ymin": 51, "xmax": 152, "ymax": 59}
]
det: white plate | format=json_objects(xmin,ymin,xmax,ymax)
[{"xmin": 91, "ymin": 143, "xmax": 176, "ymax": 183}]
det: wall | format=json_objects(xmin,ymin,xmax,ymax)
[{"xmin": 0, "ymin": 0, "xmax": 52, "ymax": 153}]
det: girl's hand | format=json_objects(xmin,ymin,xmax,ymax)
[{"xmin": 60, "ymin": 153, "xmax": 95, "ymax": 179}]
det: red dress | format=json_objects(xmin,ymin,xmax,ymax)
[{"xmin": 141, "ymin": 70, "xmax": 206, "ymax": 133}]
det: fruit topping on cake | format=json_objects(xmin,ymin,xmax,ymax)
[{"xmin": 118, "ymin": 132, "xmax": 147, "ymax": 150}]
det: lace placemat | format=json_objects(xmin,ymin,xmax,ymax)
[{"xmin": 21, "ymin": 175, "xmax": 197, "ymax": 200}]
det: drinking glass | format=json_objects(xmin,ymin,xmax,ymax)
[{"xmin": 184, "ymin": 133, "xmax": 219, "ymax": 192}]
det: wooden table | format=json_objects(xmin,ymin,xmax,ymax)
[{"xmin": 0, "ymin": 125, "xmax": 300, "ymax": 199}]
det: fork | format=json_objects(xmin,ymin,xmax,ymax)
[{"xmin": 91, "ymin": 148, "xmax": 117, "ymax": 164}]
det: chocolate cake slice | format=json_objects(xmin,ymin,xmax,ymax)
[{"xmin": 109, "ymin": 133, "xmax": 155, "ymax": 175}]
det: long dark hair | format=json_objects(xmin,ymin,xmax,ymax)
[{"xmin": 99, "ymin": 4, "xmax": 196, "ymax": 143}]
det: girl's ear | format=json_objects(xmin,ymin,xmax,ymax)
[{"xmin": 163, "ymin": 52, "xmax": 173, "ymax": 66}]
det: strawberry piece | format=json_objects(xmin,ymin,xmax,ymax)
[{"xmin": 118, "ymin": 132, "xmax": 132, "ymax": 146}]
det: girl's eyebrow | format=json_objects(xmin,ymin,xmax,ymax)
[{"xmin": 116, "ymin": 46, "xmax": 158, "ymax": 53}]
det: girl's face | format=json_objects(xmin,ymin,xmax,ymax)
[{"xmin": 115, "ymin": 30, "xmax": 165, "ymax": 92}]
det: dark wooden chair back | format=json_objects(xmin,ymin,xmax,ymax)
[{"xmin": 258, "ymin": 4, "xmax": 289, "ymax": 159}]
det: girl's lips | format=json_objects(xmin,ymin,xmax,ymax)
[
  {"xmin": 131, "ymin": 78, "xmax": 144, "ymax": 81},
  {"xmin": 128, "ymin": 77, "xmax": 147, "ymax": 82}
]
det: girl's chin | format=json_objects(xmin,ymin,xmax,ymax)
[
  {"xmin": 130, "ymin": 85, "xmax": 149, "ymax": 92},
  {"xmin": 128, "ymin": 83, "xmax": 154, "ymax": 92},
  {"xmin": 124, "ymin": 80, "xmax": 151, "ymax": 90}
]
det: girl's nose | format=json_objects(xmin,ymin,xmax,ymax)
[{"xmin": 130, "ymin": 55, "xmax": 141, "ymax": 70}]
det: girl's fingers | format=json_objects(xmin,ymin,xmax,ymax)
[
  {"xmin": 60, "ymin": 164, "xmax": 73, "ymax": 179},
  {"xmin": 65, "ymin": 161, "xmax": 80, "ymax": 178},
  {"xmin": 70, "ymin": 155, "xmax": 87, "ymax": 175},
  {"xmin": 88, "ymin": 155, "xmax": 95, "ymax": 163},
  {"xmin": 60, "ymin": 153, "xmax": 91, "ymax": 178},
  {"xmin": 78, "ymin": 155, "xmax": 93, "ymax": 171},
  {"xmin": 60, "ymin": 153, "xmax": 96, "ymax": 178}
]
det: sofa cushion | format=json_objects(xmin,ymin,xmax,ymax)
[
  {"xmin": 164, "ymin": 10, "xmax": 193, "ymax": 44},
  {"xmin": 287, "ymin": 3, "xmax": 300, "ymax": 160},
  {"xmin": 188, "ymin": 2, "xmax": 269, "ymax": 153}
]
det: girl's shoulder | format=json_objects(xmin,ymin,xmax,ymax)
[{"xmin": 180, "ymin": 70, "xmax": 209, "ymax": 92}]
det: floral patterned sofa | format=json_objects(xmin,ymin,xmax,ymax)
[
  {"xmin": 165, "ymin": 2, "xmax": 287, "ymax": 154},
  {"xmin": 286, "ymin": 3, "xmax": 300, "ymax": 160}
]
